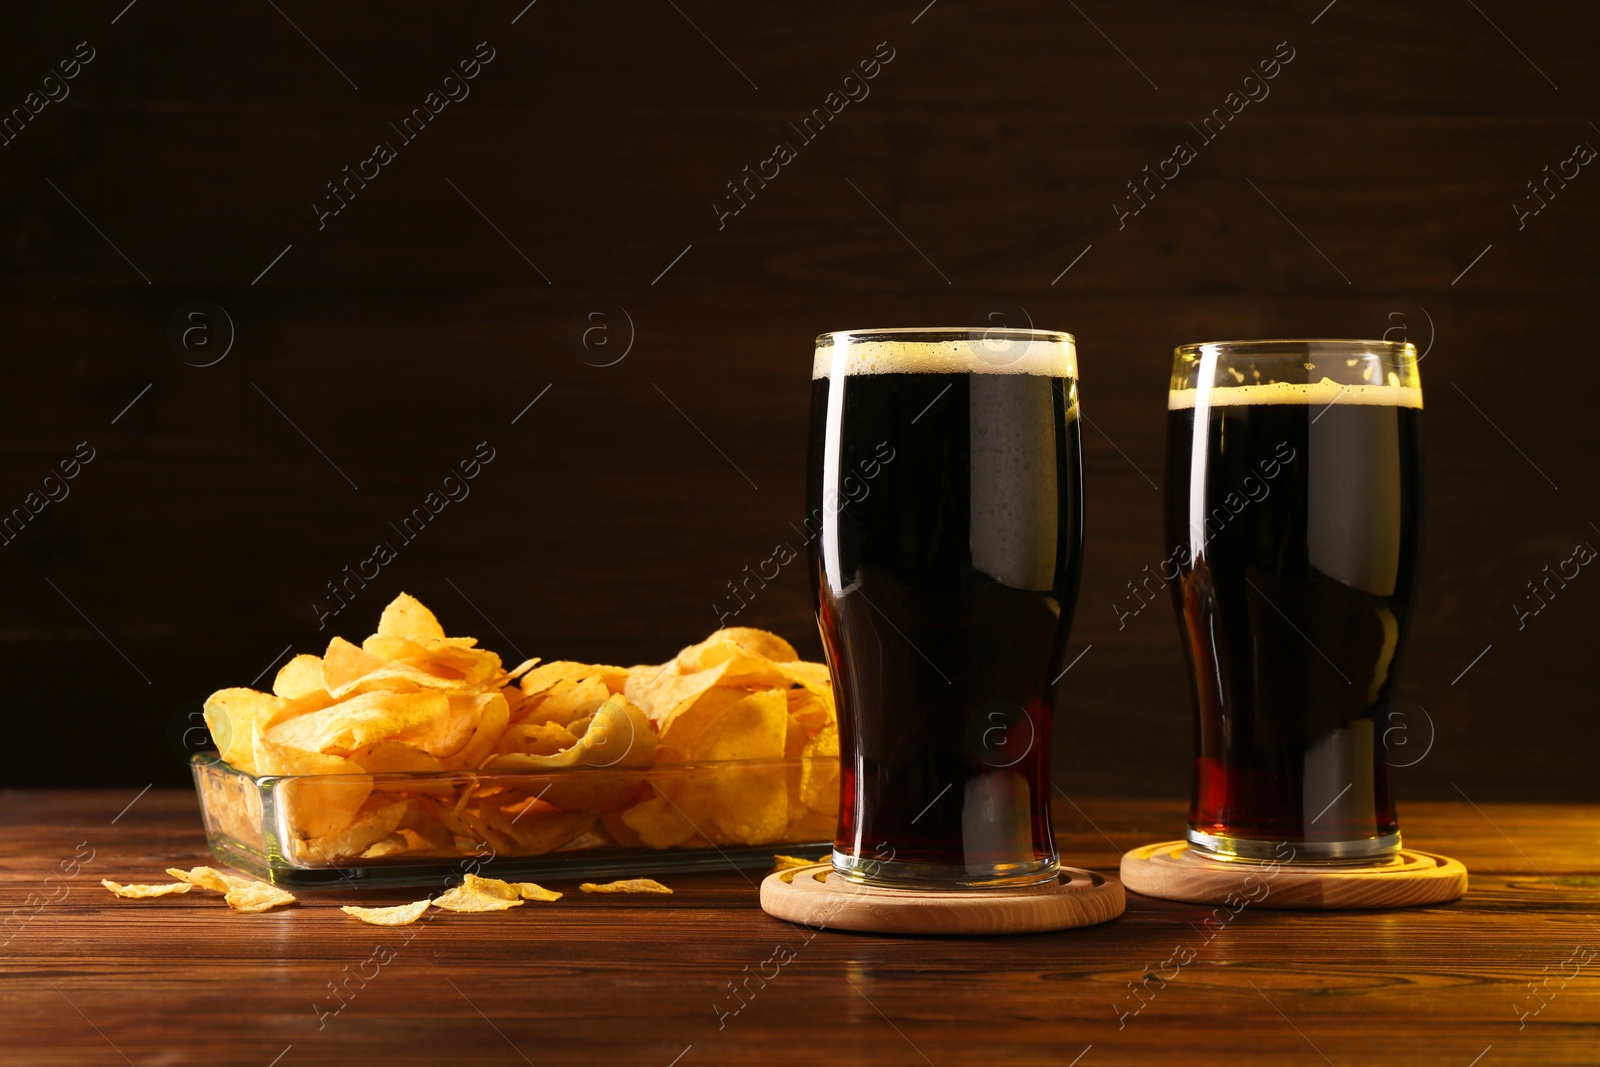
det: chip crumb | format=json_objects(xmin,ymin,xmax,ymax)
[
  {"xmin": 580, "ymin": 878, "xmax": 672, "ymax": 895},
  {"xmin": 342, "ymin": 899, "xmax": 432, "ymax": 926},
  {"xmin": 101, "ymin": 879, "xmax": 193, "ymax": 899}
]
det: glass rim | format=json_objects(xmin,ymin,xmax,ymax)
[
  {"xmin": 817, "ymin": 326, "xmax": 1075, "ymax": 347},
  {"xmin": 1174, "ymin": 338, "xmax": 1417, "ymax": 360}
]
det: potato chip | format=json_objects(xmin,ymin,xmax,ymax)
[
  {"xmin": 800, "ymin": 722, "xmax": 841, "ymax": 813},
  {"xmin": 675, "ymin": 628, "xmax": 798, "ymax": 671},
  {"xmin": 772, "ymin": 855, "xmax": 820, "ymax": 871},
  {"xmin": 273, "ymin": 654, "xmax": 326, "ymax": 700},
  {"xmin": 445, "ymin": 691, "xmax": 510, "ymax": 770},
  {"xmin": 625, "ymin": 660, "xmax": 732, "ymax": 732},
  {"xmin": 459, "ymin": 873, "xmax": 520, "ymax": 899},
  {"xmin": 101, "ymin": 880, "xmax": 193, "ymax": 898},
  {"xmin": 619, "ymin": 794, "xmax": 698, "ymax": 849},
  {"xmin": 297, "ymin": 798, "xmax": 410, "ymax": 865},
  {"xmin": 664, "ymin": 689, "xmax": 787, "ymax": 762},
  {"xmin": 347, "ymin": 740, "xmax": 443, "ymax": 775},
  {"xmin": 165, "ymin": 866, "xmax": 239, "ymax": 892},
  {"xmin": 522, "ymin": 661, "xmax": 629, "ymax": 701},
  {"xmin": 266, "ymin": 690, "xmax": 449, "ymax": 754},
  {"xmin": 377, "ymin": 592, "xmax": 447, "ymax": 643},
  {"xmin": 494, "ymin": 720, "xmax": 577, "ymax": 757},
  {"xmin": 342, "ymin": 899, "xmax": 432, "ymax": 926},
  {"xmin": 225, "ymin": 881, "xmax": 297, "ymax": 913},
  {"xmin": 580, "ymin": 878, "xmax": 672, "ymax": 894},
  {"xmin": 204, "ymin": 688, "xmax": 287, "ymax": 774},
  {"xmin": 432, "ymin": 883, "xmax": 524, "ymax": 912},
  {"xmin": 512, "ymin": 881, "xmax": 562, "ymax": 902},
  {"xmin": 252, "ymin": 727, "xmax": 372, "ymax": 838}
]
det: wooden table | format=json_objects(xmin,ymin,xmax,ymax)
[{"xmin": 3, "ymin": 791, "xmax": 1596, "ymax": 1066}]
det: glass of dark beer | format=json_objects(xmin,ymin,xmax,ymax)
[
  {"xmin": 808, "ymin": 328, "xmax": 1084, "ymax": 888},
  {"xmin": 1165, "ymin": 339, "xmax": 1422, "ymax": 863}
]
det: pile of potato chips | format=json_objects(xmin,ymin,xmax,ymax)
[{"xmin": 197, "ymin": 594, "xmax": 839, "ymax": 867}]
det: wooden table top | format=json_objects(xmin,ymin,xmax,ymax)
[{"xmin": 3, "ymin": 790, "xmax": 1596, "ymax": 1066}]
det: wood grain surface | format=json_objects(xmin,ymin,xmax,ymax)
[
  {"xmin": 1, "ymin": 3, "xmax": 1597, "ymax": 804},
  {"xmin": 3, "ymin": 789, "xmax": 1596, "ymax": 1066}
]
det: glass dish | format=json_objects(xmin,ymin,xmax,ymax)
[{"xmin": 191, "ymin": 752, "xmax": 838, "ymax": 888}]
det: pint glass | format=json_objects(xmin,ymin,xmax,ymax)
[
  {"xmin": 808, "ymin": 328, "xmax": 1084, "ymax": 887},
  {"xmin": 1164, "ymin": 339, "xmax": 1423, "ymax": 862}
]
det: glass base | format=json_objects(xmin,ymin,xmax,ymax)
[
  {"xmin": 831, "ymin": 848, "xmax": 1059, "ymax": 889},
  {"xmin": 1186, "ymin": 829, "xmax": 1402, "ymax": 866}
]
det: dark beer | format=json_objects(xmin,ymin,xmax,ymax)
[
  {"xmin": 1164, "ymin": 365, "xmax": 1422, "ymax": 861},
  {"xmin": 808, "ymin": 330, "xmax": 1083, "ymax": 887}
]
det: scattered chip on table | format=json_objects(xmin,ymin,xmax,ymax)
[
  {"xmin": 101, "ymin": 880, "xmax": 193, "ymax": 899},
  {"xmin": 432, "ymin": 878, "xmax": 525, "ymax": 913},
  {"xmin": 224, "ymin": 882, "xmax": 297, "ymax": 913},
  {"xmin": 342, "ymin": 899, "xmax": 432, "ymax": 926},
  {"xmin": 772, "ymin": 855, "xmax": 820, "ymax": 871},
  {"xmin": 580, "ymin": 878, "xmax": 672, "ymax": 895}
]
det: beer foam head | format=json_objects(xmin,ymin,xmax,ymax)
[
  {"xmin": 1168, "ymin": 378, "xmax": 1423, "ymax": 411},
  {"xmin": 813, "ymin": 330, "xmax": 1076, "ymax": 380}
]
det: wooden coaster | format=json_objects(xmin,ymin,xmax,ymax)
[
  {"xmin": 1120, "ymin": 841, "xmax": 1468, "ymax": 910},
  {"xmin": 759, "ymin": 863, "xmax": 1125, "ymax": 935}
]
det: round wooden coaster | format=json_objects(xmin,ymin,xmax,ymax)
[
  {"xmin": 759, "ymin": 863, "xmax": 1125, "ymax": 935},
  {"xmin": 1120, "ymin": 841, "xmax": 1468, "ymax": 910}
]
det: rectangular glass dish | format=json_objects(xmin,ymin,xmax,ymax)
[{"xmin": 191, "ymin": 752, "xmax": 837, "ymax": 888}]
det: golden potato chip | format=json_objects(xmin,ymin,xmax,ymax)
[
  {"xmin": 501, "ymin": 657, "xmax": 542, "ymax": 683},
  {"xmin": 486, "ymin": 698, "xmax": 657, "ymax": 772},
  {"xmin": 377, "ymin": 592, "xmax": 447, "ymax": 643},
  {"xmin": 273, "ymin": 654, "xmax": 326, "ymax": 700},
  {"xmin": 675, "ymin": 628, "xmax": 798, "ymax": 671},
  {"xmin": 459, "ymin": 873, "xmax": 520, "ymax": 899},
  {"xmin": 625, "ymin": 661, "xmax": 732, "ymax": 732},
  {"xmin": 204, "ymin": 688, "xmax": 286, "ymax": 774},
  {"xmin": 298, "ymin": 798, "xmax": 410, "ymax": 864},
  {"xmin": 266, "ymin": 690, "xmax": 449, "ymax": 754},
  {"xmin": 252, "ymin": 727, "xmax": 372, "ymax": 838},
  {"xmin": 800, "ymin": 722, "xmax": 841, "ymax": 813},
  {"xmin": 432, "ymin": 883, "xmax": 524, "ymax": 912},
  {"xmin": 225, "ymin": 881, "xmax": 297, "ymax": 913},
  {"xmin": 776, "ymin": 660, "xmax": 833, "ymax": 697},
  {"xmin": 521, "ymin": 676, "xmax": 611, "ymax": 727},
  {"xmin": 165, "ymin": 866, "xmax": 239, "ymax": 892},
  {"xmin": 321, "ymin": 636, "xmax": 387, "ymax": 697},
  {"xmin": 494, "ymin": 720, "xmax": 577, "ymax": 757},
  {"xmin": 580, "ymin": 878, "xmax": 672, "ymax": 894},
  {"xmin": 360, "ymin": 836, "xmax": 409, "ymax": 859},
  {"xmin": 347, "ymin": 740, "xmax": 443, "ymax": 775},
  {"xmin": 407, "ymin": 693, "xmax": 486, "ymax": 759},
  {"xmin": 445, "ymin": 691, "xmax": 510, "ymax": 770},
  {"xmin": 511, "ymin": 881, "xmax": 562, "ymax": 902},
  {"xmin": 664, "ymin": 689, "xmax": 787, "ymax": 762},
  {"xmin": 786, "ymin": 688, "xmax": 834, "ymax": 735},
  {"xmin": 787, "ymin": 807, "xmax": 837, "ymax": 839},
  {"xmin": 619, "ymin": 794, "xmax": 698, "ymax": 849},
  {"xmin": 522, "ymin": 662, "xmax": 629, "ymax": 701},
  {"xmin": 101, "ymin": 879, "xmax": 193, "ymax": 898},
  {"xmin": 772, "ymin": 855, "xmax": 820, "ymax": 871},
  {"xmin": 342, "ymin": 899, "xmax": 431, "ymax": 926}
]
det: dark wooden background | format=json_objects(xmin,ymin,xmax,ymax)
[{"xmin": 2, "ymin": 2, "xmax": 1595, "ymax": 799}]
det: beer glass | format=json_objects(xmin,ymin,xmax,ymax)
[
  {"xmin": 807, "ymin": 328, "xmax": 1084, "ymax": 887},
  {"xmin": 1164, "ymin": 339, "xmax": 1422, "ymax": 863}
]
